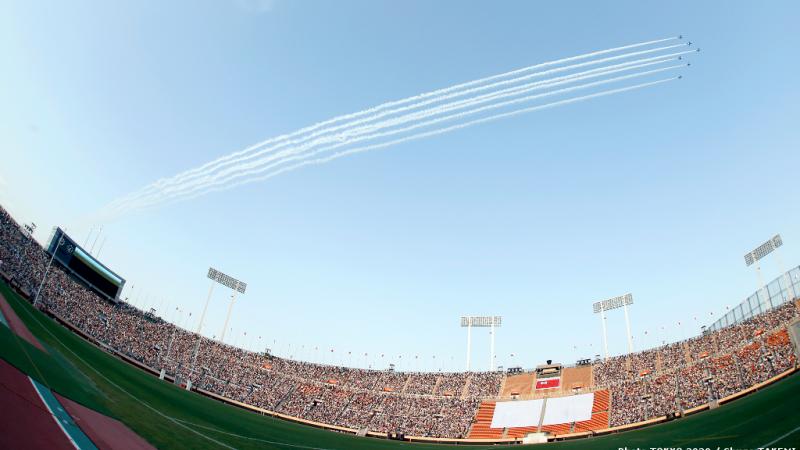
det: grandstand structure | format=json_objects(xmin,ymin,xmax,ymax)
[{"xmin": 1, "ymin": 206, "xmax": 799, "ymax": 444}]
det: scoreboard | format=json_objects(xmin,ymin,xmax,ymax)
[{"xmin": 47, "ymin": 228, "xmax": 125, "ymax": 301}]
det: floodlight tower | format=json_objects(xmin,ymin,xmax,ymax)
[
  {"xmin": 744, "ymin": 234, "xmax": 784, "ymax": 309},
  {"xmin": 462, "ymin": 316, "xmax": 472, "ymax": 370},
  {"xmin": 190, "ymin": 269, "xmax": 219, "ymax": 373},
  {"xmin": 34, "ymin": 230, "xmax": 67, "ymax": 308},
  {"xmin": 194, "ymin": 267, "xmax": 247, "ymax": 344},
  {"xmin": 592, "ymin": 293, "xmax": 634, "ymax": 359},
  {"xmin": 460, "ymin": 316, "xmax": 502, "ymax": 371},
  {"xmin": 17, "ymin": 223, "xmax": 36, "ymax": 266}
]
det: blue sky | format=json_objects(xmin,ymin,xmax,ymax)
[{"xmin": 1, "ymin": 1, "xmax": 799, "ymax": 372}]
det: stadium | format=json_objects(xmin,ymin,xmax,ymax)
[
  {"xmin": 2, "ymin": 2, "xmax": 800, "ymax": 449},
  {"xmin": 1, "ymin": 207, "xmax": 799, "ymax": 447}
]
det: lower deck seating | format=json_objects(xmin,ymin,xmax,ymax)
[
  {"xmin": 479, "ymin": 389, "xmax": 611, "ymax": 438},
  {"xmin": 540, "ymin": 423, "xmax": 571, "ymax": 434},
  {"xmin": 506, "ymin": 425, "xmax": 539, "ymax": 438},
  {"xmin": 574, "ymin": 411, "xmax": 609, "ymax": 432},
  {"xmin": 592, "ymin": 389, "xmax": 609, "ymax": 413},
  {"xmin": 466, "ymin": 402, "xmax": 504, "ymax": 439}
]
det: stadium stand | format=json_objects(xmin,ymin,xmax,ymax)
[
  {"xmin": 500, "ymin": 372, "xmax": 535, "ymax": 398},
  {"xmin": 0, "ymin": 205, "xmax": 798, "ymax": 441},
  {"xmin": 563, "ymin": 365, "xmax": 592, "ymax": 393}
]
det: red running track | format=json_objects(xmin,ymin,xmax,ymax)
[
  {"xmin": 1, "ymin": 293, "xmax": 155, "ymax": 448},
  {"xmin": 1, "ymin": 357, "xmax": 156, "ymax": 449},
  {"xmin": 56, "ymin": 393, "xmax": 156, "ymax": 450},
  {"xmin": 0, "ymin": 358, "xmax": 73, "ymax": 449},
  {"xmin": 0, "ymin": 292, "xmax": 46, "ymax": 352}
]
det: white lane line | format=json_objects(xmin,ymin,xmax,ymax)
[
  {"xmin": 759, "ymin": 424, "xmax": 800, "ymax": 448},
  {"xmin": 29, "ymin": 377, "xmax": 80, "ymax": 450},
  {"xmin": 173, "ymin": 417, "xmax": 333, "ymax": 450}
]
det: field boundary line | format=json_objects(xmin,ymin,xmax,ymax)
[
  {"xmin": 173, "ymin": 417, "xmax": 334, "ymax": 450},
  {"xmin": 759, "ymin": 424, "xmax": 800, "ymax": 448}
]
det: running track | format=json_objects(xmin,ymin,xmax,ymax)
[
  {"xmin": 0, "ymin": 314, "xmax": 156, "ymax": 450},
  {"xmin": 0, "ymin": 358, "xmax": 80, "ymax": 449}
]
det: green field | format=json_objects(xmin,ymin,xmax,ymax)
[{"xmin": 1, "ymin": 281, "xmax": 798, "ymax": 450}]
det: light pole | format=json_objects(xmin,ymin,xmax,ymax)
[
  {"xmin": 593, "ymin": 293, "xmax": 634, "ymax": 359},
  {"xmin": 190, "ymin": 279, "xmax": 216, "ymax": 373},
  {"xmin": 744, "ymin": 234, "xmax": 783, "ymax": 313},
  {"xmin": 489, "ymin": 322, "xmax": 493, "ymax": 371},
  {"xmin": 466, "ymin": 319, "xmax": 472, "ymax": 370},
  {"xmin": 220, "ymin": 289, "xmax": 239, "ymax": 342},
  {"xmin": 18, "ymin": 223, "xmax": 36, "ymax": 266},
  {"xmin": 165, "ymin": 308, "xmax": 182, "ymax": 369},
  {"xmin": 33, "ymin": 232, "xmax": 66, "ymax": 308},
  {"xmin": 460, "ymin": 316, "xmax": 501, "ymax": 371},
  {"xmin": 187, "ymin": 267, "xmax": 247, "ymax": 382},
  {"xmin": 203, "ymin": 267, "xmax": 247, "ymax": 343},
  {"xmin": 599, "ymin": 303, "xmax": 609, "ymax": 359}
]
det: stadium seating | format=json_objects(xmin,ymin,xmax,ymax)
[
  {"xmin": 466, "ymin": 402, "xmax": 503, "ymax": 439},
  {"xmin": 0, "ymin": 205, "xmax": 797, "ymax": 441}
]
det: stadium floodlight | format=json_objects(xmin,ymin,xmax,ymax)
[
  {"xmin": 460, "ymin": 316, "xmax": 502, "ymax": 371},
  {"xmin": 33, "ymin": 231, "xmax": 66, "ymax": 308},
  {"xmin": 208, "ymin": 267, "xmax": 247, "ymax": 294},
  {"xmin": 197, "ymin": 267, "xmax": 247, "ymax": 340},
  {"xmin": 592, "ymin": 293, "xmax": 633, "ymax": 313},
  {"xmin": 207, "ymin": 267, "xmax": 247, "ymax": 343},
  {"xmin": 744, "ymin": 234, "xmax": 782, "ymax": 267},
  {"xmin": 190, "ymin": 267, "xmax": 248, "ymax": 382},
  {"xmin": 592, "ymin": 293, "xmax": 634, "ymax": 359},
  {"xmin": 460, "ymin": 316, "xmax": 502, "ymax": 327},
  {"xmin": 743, "ymin": 234, "xmax": 788, "ymax": 311}
]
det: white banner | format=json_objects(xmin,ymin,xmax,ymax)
[
  {"xmin": 490, "ymin": 393, "xmax": 594, "ymax": 429},
  {"xmin": 490, "ymin": 399, "xmax": 543, "ymax": 428},
  {"xmin": 541, "ymin": 392, "xmax": 594, "ymax": 425}
]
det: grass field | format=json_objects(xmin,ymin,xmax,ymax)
[{"xmin": 1, "ymin": 281, "xmax": 798, "ymax": 450}]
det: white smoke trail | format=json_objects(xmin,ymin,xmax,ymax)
[
  {"xmin": 136, "ymin": 77, "xmax": 679, "ymax": 211},
  {"xmin": 343, "ymin": 49, "xmax": 690, "ymax": 136},
  {"xmin": 174, "ymin": 43, "xmax": 687, "ymax": 181},
  {"xmin": 105, "ymin": 39, "xmax": 684, "ymax": 213},
  {"xmin": 116, "ymin": 71, "xmax": 682, "ymax": 215},
  {"xmin": 145, "ymin": 37, "xmax": 678, "ymax": 185},
  {"xmin": 124, "ymin": 60, "xmax": 685, "ymax": 210},
  {"xmin": 108, "ymin": 54, "xmax": 692, "ymax": 216}
]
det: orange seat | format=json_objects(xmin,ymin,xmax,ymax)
[
  {"xmin": 467, "ymin": 402, "xmax": 504, "ymax": 439},
  {"xmin": 506, "ymin": 425, "xmax": 538, "ymax": 438},
  {"xmin": 592, "ymin": 390, "xmax": 610, "ymax": 413}
]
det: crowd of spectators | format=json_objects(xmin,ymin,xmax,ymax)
[
  {"xmin": 1, "ymin": 206, "xmax": 796, "ymax": 436},
  {"xmin": 606, "ymin": 302, "xmax": 798, "ymax": 427}
]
